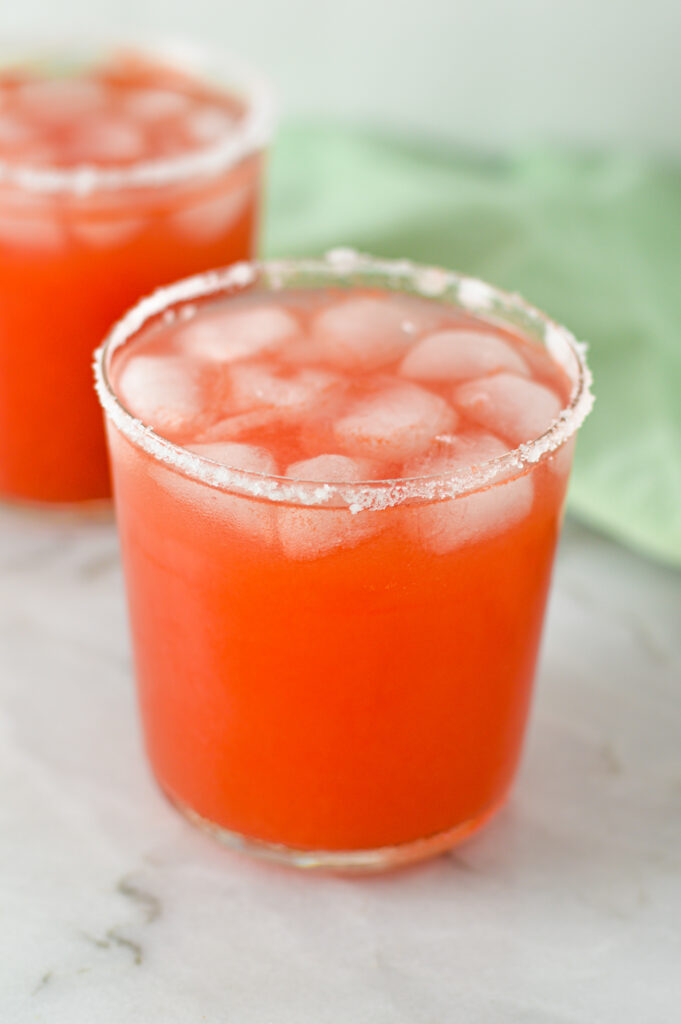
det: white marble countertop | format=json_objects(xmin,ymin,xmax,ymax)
[{"xmin": 1, "ymin": 504, "xmax": 679, "ymax": 1023}]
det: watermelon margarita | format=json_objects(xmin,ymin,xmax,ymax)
[
  {"xmin": 95, "ymin": 252, "xmax": 593, "ymax": 870},
  {"xmin": 0, "ymin": 42, "xmax": 272, "ymax": 503}
]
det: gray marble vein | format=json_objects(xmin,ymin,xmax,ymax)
[{"xmin": 0, "ymin": 504, "xmax": 679, "ymax": 1023}]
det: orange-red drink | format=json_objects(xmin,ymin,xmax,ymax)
[
  {"xmin": 0, "ymin": 42, "xmax": 272, "ymax": 503},
  {"xmin": 96, "ymin": 252, "xmax": 593, "ymax": 870}
]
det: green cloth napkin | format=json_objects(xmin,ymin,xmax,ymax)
[{"xmin": 265, "ymin": 123, "xmax": 681, "ymax": 569}]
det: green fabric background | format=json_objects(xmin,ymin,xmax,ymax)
[{"xmin": 265, "ymin": 123, "xmax": 681, "ymax": 568}]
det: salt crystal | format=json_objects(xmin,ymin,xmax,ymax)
[
  {"xmin": 334, "ymin": 381, "xmax": 456, "ymax": 461},
  {"xmin": 414, "ymin": 267, "xmax": 449, "ymax": 297},
  {"xmin": 455, "ymin": 373, "xmax": 563, "ymax": 446},
  {"xmin": 457, "ymin": 277, "xmax": 496, "ymax": 311},
  {"xmin": 324, "ymin": 248, "xmax": 360, "ymax": 272},
  {"xmin": 401, "ymin": 329, "xmax": 529, "ymax": 382}
]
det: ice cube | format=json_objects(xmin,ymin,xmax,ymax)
[
  {"xmin": 278, "ymin": 454, "xmax": 380, "ymax": 559},
  {"xmin": 12, "ymin": 140, "xmax": 61, "ymax": 166},
  {"xmin": 18, "ymin": 79, "xmax": 104, "ymax": 122},
  {"xmin": 400, "ymin": 329, "xmax": 529, "ymax": 382},
  {"xmin": 277, "ymin": 333, "xmax": 325, "ymax": 366},
  {"xmin": 187, "ymin": 440, "xmax": 276, "ymax": 473},
  {"xmin": 386, "ymin": 294, "xmax": 449, "ymax": 335},
  {"xmin": 170, "ymin": 185, "xmax": 252, "ymax": 243},
  {"xmin": 0, "ymin": 213, "xmax": 64, "ymax": 252},
  {"xmin": 312, "ymin": 297, "xmax": 420, "ymax": 371},
  {"xmin": 71, "ymin": 217, "xmax": 144, "ymax": 249},
  {"xmin": 280, "ymin": 290, "xmax": 336, "ymax": 313},
  {"xmin": 407, "ymin": 429, "xmax": 510, "ymax": 474},
  {"xmin": 178, "ymin": 306, "xmax": 300, "ymax": 364},
  {"xmin": 334, "ymin": 381, "xmax": 456, "ymax": 461},
  {"xmin": 116, "ymin": 353, "xmax": 210, "ymax": 440},
  {"xmin": 70, "ymin": 116, "xmax": 146, "ymax": 163},
  {"xmin": 197, "ymin": 407, "xmax": 295, "ymax": 443},
  {"xmin": 171, "ymin": 441, "xmax": 278, "ymax": 543},
  {"xmin": 228, "ymin": 363, "xmax": 343, "ymax": 415},
  {"xmin": 455, "ymin": 373, "xmax": 563, "ymax": 445},
  {"xmin": 284, "ymin": 452, "xmax": 374, "ymax": 483},
  {"xmin": 0, "ymin": 112, "xmax": 35, "ymax": 147},
  {"xmin": 123, "ymin": 87, "xmax": 191, "ymax": 121},
  {"xmin": 405, "ymin": 432, "xmax": 534, "ymax": 553},
  {"xmin": 186, "ymin": 105, "xmax": 236, "ymax": 144}
]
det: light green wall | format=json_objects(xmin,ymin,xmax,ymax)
[{"xmin": 2, "ymin": 0, "xmax": 680, "ymax": 154}]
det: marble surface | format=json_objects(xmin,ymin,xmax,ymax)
[{"xmin": 1, "ymin": 504, "xmax": 680, "ymax": 1023}]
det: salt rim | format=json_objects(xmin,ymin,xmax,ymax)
[
  {"xmin": 0, "ymin": 38, "xmax": 274, "ymax": 196},
  {"xmin": 94, "ymin": 250, "xmax": 594, "ymax": 512}
]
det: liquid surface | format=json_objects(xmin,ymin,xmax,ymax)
[
  {"xmin": 0, "ymin": 52, "xmax": 243, "ymax": 169},
  {"xmin": 113, "ymin": 287, "xmax": 571, "ymax": 485}
]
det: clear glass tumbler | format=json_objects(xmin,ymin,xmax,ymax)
[
  {"xmin": 95, "ymin": 251, "xmax": 593, "ymax": 870},
  {"xmin": 0, "ymin": 38, "xmax": 273, "ymax": 503}
]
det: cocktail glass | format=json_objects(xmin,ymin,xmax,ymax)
[
  {"xmin": 95, "ymin": 251, "xmax": 593, "ymax": 871},
  {"xmin": 0, "ymin": 39, "xmax": 273, "ymax": 503}
]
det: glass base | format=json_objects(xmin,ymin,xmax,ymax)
[{"xmin": 170, "ymin": 795, "xmax": 503, "ymax": 873}]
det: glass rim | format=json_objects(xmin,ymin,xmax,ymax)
[
  {"xmin": 94, "ymin": 249, "xmax": 594, "ymax": 511},
  {"xmin": 0, "ymin": 36, "xmax": 275, "ymax": 197}
]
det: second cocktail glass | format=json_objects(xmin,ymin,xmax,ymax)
[{"xmin": 0, "ymin": 39, "xmax": 273, "ymax": 503}]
